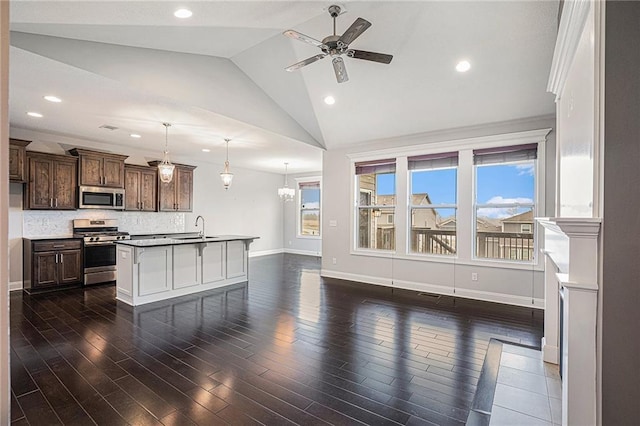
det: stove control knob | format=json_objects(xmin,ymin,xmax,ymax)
[
  {"xmin": 95, "ymin": 237, "xmax": 100, "ymax": 242},
  {"xmin": 89, "ymin": 237, "xmax": 94, "ymax": 242}
]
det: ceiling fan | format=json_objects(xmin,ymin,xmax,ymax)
[{"xmin": 283, "ymin": 4, "xmax": 393, "ymax": 83}]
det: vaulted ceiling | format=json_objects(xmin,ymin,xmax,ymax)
[{"xmin": 9, "ymin": 1, "xmax": 559, "ymax": 173}]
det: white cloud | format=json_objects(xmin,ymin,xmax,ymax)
[
  {"xmin": 515, "ymin": 164, "xmax": 534, "ymax": 176},
  {"xmin": 302, "ymin": 202, "xmax": 320, "ymax": 209},
  {"xmin": 478, "ymin": 196, "xmax": 533, "ymax": 219}
]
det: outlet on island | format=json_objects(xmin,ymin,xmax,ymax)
[
  {"xmin": 471, "ymin": 272, "xmax": 478, "ymax": 281},
  {"xmin": 332, "ymin": 257, "xmax": 337, "ymax": 265}
]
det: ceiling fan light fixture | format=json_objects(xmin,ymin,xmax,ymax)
[
  {"xmin": 332, "ymin": 57, "xmax": 349, "ymax": 83},
  {"xmin": 220, "ymin": 139, "xmax": 233, "ymax": 190},
  {"xmin": 158, "ymin": 123, "xmax": 175, "ymax": 183}
]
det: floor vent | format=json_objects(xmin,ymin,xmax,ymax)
[{"xmin": 418, "ymin": 292, "xmax": 441, "ymax": 299}]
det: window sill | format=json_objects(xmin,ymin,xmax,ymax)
[{"xmin": 297, "ymin": 235, "xmax": 321, "ymax": 240}]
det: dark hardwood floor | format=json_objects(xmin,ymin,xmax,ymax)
[{"xmin": 10, "ymin": 254, "xmax": 543, "ymax": 425}]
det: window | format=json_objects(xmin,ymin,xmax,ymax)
[
  {"xmin": 474, "ymin": 144, "xmax": 536, "ymax": 262},
  {"xmin": 298, "ymin": 180, "xmax": 321, "ymax": 237},
  {"xmin": 409, "ymin": 152, "xmax": 458, "ymax": 256},
  {"xmin": 355, "ymin": 159, "xmax": 396, "ymax": 250}
]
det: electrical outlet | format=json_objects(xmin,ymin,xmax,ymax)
[
  {"xmin": 332, "ymin": 257, "xmax": 337, "ymax": 265},
  {"xmin": 471, "ymin": 272, "xmax": 478, "ymax": 281}
]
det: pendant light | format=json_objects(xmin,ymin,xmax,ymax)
[
  {"xmin": 220, "ymin": 138, "xmax": 233, "ymax": 190},
  {"xmin": 158, "ymin": 123, "xmax": 175, "ymax": 183},
  {"xmin": 278, "ymin": 162, "xmax": 295, "ymax": 201}
]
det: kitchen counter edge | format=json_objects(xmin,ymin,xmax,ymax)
[{"xmin": 115, "ymin": 235, "xmax": 259, "ymax": 247}]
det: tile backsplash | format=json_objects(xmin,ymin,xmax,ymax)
[{"xmin": 22, "ymin": 210, "xmax": 186, "ymax": 237}]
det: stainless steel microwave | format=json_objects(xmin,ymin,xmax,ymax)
[{"xmin": 79, "ymin": 186, "xmax": 125, "ymax": 210}]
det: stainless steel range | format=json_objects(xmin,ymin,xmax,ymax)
[{"xmin": 73, "ymin": 219, "xmax": 130, "ymax": 285}]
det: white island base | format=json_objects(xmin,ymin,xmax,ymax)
[{"xmin": 116, "ymin": 237, "xmax": 256, "ymax": 306}]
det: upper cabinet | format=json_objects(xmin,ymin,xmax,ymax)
[
  {"xmin": 124, "ymin": 165, "xmax": 157, "ymax": 211},
  {"xmin": 148, "ymin": 162, "xmax": 196, "ymax": 212},
  {"xmin": 9, "ymin": 139, "xmax": 31, "ymax": 183},
  {"xmin": 25, "ymin": 152, "xmax": 78, "ymax": 210},
  {"xmin": 69, "ymin": 148, "xmax": 128, "ymax": 188}
]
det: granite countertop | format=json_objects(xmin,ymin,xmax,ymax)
[
  {"xmin": 24, "ymin": 236, "xmax": 80, "ymax": 241},
  {"xmin": 115, "ymin": 235, "xmax": 259, "ymax": 247}
]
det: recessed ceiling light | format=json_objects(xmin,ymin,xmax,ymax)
[
  {"xmin": 456, "ymin": 60, "xmax": 471, "ymax": 73},
  {"xmin": 27, "ymin": 112, "xmax": 43, "ymax": 118},
  {"xmin": 202, "ymin": 148, "xmax": 211, "ymax": 153},
  {"xmin": 174, "ymin": 8, "xmax": 192, "ymax": 18},
  {"xmin": 44, "ymin": 95, "xmax": 62, "ymax": 103},
  {"xmin": 324, "ymin": 95, "xmax": 336, "ymax": 105},
  {"xmin": 130, "ymin": 133, "xmax": 142, "ymax": 139}
]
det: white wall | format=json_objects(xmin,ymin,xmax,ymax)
[
  {"xmin": 7, "ymin": 128, "xmax": 286, "ymax": 288},
  {"xmin": 282, "ymin": 172, "xmax": 322, "ymax": 256},
  {"xmin": 184, "ymin": 160, "xmax": 285, "ymax": 256},
  {"xmin": 321, "ymin": 116, "xmax": 555, "ymax": 308}
]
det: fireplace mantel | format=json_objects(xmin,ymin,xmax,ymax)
[{"xmin": 536, "ymin": 216, "xmax": 601, "ymax": 426}]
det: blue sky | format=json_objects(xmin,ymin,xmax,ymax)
[
  {"xmin": 376, "ymin": 162, "xmax": 534, "ymax": 207},
  {"xmin": 301, "ymin": 188, "xmax": 320, "ymax": 209}
]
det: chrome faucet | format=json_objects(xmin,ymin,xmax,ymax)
[{"xmin": 195, "ymin": 215, "xmax": 205, "ymax": 238}]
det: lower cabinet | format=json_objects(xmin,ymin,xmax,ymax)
[
  {"xmin": 24, "ymin": 238, "xmax": 83, "ymax": 291},
  {"xmin": 116, "ymin": 240, "xmax": 249, "ymax": 306}
]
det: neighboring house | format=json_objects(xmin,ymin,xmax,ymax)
[{"xmin": 501, "ymin": 210, "xmax": 534, "ymax": 233}]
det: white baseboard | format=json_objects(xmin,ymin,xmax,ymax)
[
  {"xmin": 284, "ymin": 248, "xmax": 322, "ymax": 257},
  {"xmin": 9, "ymin": 281, "xmax": 23, "ymax": 292},
  {"xmin": 249, "ymin": 248, "xmax": 284, "ymax": 258},
  {"xmin": 320, "ymin": 269, "xmax": 544, "ymax": 309},
  {"xmin": 542, "ymin": 337, "xmax": 559, "ymax": 364}
]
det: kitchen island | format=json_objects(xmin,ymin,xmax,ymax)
[{"xmin": 115, "ymin": 235, "xmax": 258, "ymax": 306}]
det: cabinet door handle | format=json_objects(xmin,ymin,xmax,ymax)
[
  {"xmin": 104, "ymin": 176, "xmax": 107, "ymax": 185},
  {"xmin": 50, "ymin": 198, "xmax": 53, "ymax": 207},
  {"xmin": 60, "ymin": 253, "xmax": 63, "ymax": 263},
  {"xmin": 55, "ymin": 253, "xmax": 59, "ymax": 263},
  {"xmin": 53, "ymin": 245, "xmax": 64, "ymax": 248},
  {"xmin": 141, "ymin": 201, "xmax": 144, "ymax": 210},
  {"xmin": 55, "ymin": 198, "xmax": 58, "ymax": 207}
]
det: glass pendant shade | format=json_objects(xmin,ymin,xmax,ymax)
[
  {"xmin": 158, "ymin": 123, "xmax": 175, "ymax": 183},
  {"xmin": 220, "ymin": 139, "xmax": 233, "ymax": 190},
  {"xmin": 278, "ymin": 162, "xmax": 295, "ymax": 201}
]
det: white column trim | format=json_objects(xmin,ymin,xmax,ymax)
[{"xmin": 547, "ymin": 0, "xmax": 593, "ymax": 98}]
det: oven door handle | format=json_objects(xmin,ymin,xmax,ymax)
[{"xmin": 84, "ymin": 241, "xmax": 117, "ymax": 246}]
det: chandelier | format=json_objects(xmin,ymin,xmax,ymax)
[
  {"xmin": 220, "ymin": 138, "xmax": 233, "ymax": 190},
  {"xmin": 157, "ymin": 123, "xmax": 175, "ymax": 183},
  {"xmin": 278, "ymin": 162, "xmax": 295, "ymax": 201}
]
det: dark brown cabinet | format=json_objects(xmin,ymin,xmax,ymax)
[
  {"xmin": 124, "ymin": 165, "xmax": 157, "ymax": 211},
  {"xmin": 25, "ymin": 152, "xmax": 78, "ymax": 210},
  {"xmin": 9, "ymin": 138, "xmax": 31, "ymax": 182},
  {"xmin": 70, "ymin": 148, "xmax": 128, "ymax": 188},
  {"xmin": 148, "ymin": 162, "xmax": 196, "ymax": 212},
  {"xmin": 23, "ymin": 239, "xmax": 83, "ymax": 291}
]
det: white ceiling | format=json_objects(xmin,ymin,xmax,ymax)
[{"xmin": 8, "ymin": 0, "xmax": 559, "ymax": 174}]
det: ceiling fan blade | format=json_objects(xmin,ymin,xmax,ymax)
[
  {"xmin": 332, "ymin": 57, "xmax": 349, "ymax": 83},
  {"xmin": 285, "ymin": 54, "xmax": 328, "ymax": 72},
  {"xmin": 283, "ymin": 30, "xmax": 325, "ymax": 48},
  {"xmin": 347, "ymin": 49, "xmax": 393, "ymax": 64},
  {"xmin": 338, "ymin": 18, "xmax": 371, "ymax": 48}
]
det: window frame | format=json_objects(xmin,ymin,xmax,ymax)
[
  {"xmin": 353, "ymin": 160, "xmax": 397, "ymax": 253},
  {"xmin": 407, "ymin": 156, "xmax": 459, "ymax": 258},
  {"xmin": 347, "ymin": 128, "xmax": 548, "ymax": 269},
  {"xmin": 296, "ymin": 177, "xmax": 322, "ymax": 239},
  {"xmin": 473, "ymin": 149, "xmax": 538, "ymax": 264}
]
